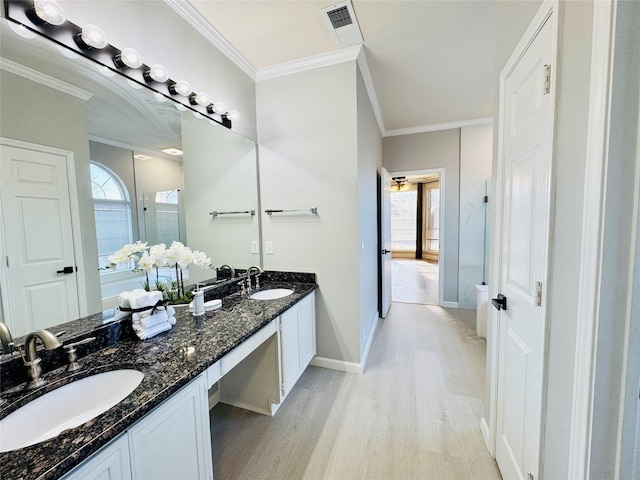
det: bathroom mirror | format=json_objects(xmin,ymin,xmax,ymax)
[{"xmin": 0, "ymin": 19, "xmax": 260, "ymax": 338}]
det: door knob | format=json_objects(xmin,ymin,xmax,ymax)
[
  {"xmin": 491, "ymin": 293, "xmax": 507, "ymax": 311},
  {"xmin": 56, "ymin": 266, "xmax": 75, "ymax": 274}
]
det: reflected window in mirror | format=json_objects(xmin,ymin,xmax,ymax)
[{"xmin": 91, "ymin": 162, "xmax": 133, "ymax": 272}]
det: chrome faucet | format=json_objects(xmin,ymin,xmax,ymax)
[
  {"xmin": 22, "ymin": 330, "xmax": 62, "ymax": 389},
  {"xmin": 246, "ymin": 265, "xmax": 263, "ymax": 291},
  {"xmin": 219, "ymin": 264, "xmax": 236, "ymax": 279},
  {"xmin": 0, "ymin": 321, "xmax": 16, "ymax": 355}
]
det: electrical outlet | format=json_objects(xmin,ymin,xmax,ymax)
[
  {"xmin": 251, "ymin": 240, "xmax": 259, "ymax": 254},
  {"xmin": 265, "ymin": 241, "xmax": 274, "ymax": 255}
]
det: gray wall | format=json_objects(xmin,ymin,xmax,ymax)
[
  {"xmin": 0, "ymin": 71, "xmax": 102, "ymax": 314},
  {"xmin": 356, "ymin": 65, "xmax": 383, "ymax": 361},
  {"xmin": 257, "ymin": 61, "xmax": 362, "ymax": 364},
  {"xmin": 383, "ymin": 129, "xmax": 460, "ymax": 304}
]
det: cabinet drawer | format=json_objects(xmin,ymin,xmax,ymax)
[{"xmin": 205, "ymin": 360, "xmax": 221, "ymax": 389}]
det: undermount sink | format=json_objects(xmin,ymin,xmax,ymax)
[
  {"xmin": 0, "ymin": 369, "xmax": 144, "ymax": 452},
  {"xmin": 250, "ymin": 288, "xmax": 294, "ymax": 300}
]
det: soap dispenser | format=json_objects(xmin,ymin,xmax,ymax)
[{"xmin": 193, "ymin": 287, "xmax": 205, "ymax": 317}]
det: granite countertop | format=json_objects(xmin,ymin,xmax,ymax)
[{"xmin": 0, "ymin": 272, "xmax": 317, "ymax": 480}]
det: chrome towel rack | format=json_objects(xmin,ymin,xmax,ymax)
[
  {"xmin": 265, "ymin": 207, "xmax": 318, "ymax": 216},
  {"xmin": 209, "ymin": 209, "xmax": 255, "ymax": 218}
]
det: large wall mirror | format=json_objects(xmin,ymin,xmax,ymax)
[{"xmin": 0, "ymin": 19, "xmax": 261, "ymax": 338}]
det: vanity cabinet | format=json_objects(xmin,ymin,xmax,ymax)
[
  {"xmin": 219, "ymin": 291, "xmax": 316, "ymax": 414},
  {"xmin": 128, "ymin": 375, "xmax": 213, "ymax": 480},
  {"xmin": 62, "ymin": 374, "xmax": 213, "ymax": 480},
  {"xmin": 280, "ymin": 292, "xmax": 316, "ymax": 399},
  {"xmin": 62, "ymin": 434, "xmax": 131, "ymax": 480}
]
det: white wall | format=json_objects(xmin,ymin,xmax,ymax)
[
  {"xmin": 257, "ymin": 61, "xmax": 363, "ymax": 365},
  {"xmin": 458, "ymin": 125, "xmax": 493, "ymax": 308},
  {"xmin": 356, "ymin": 65, "xmax": 383, "ymax": 363},
  {"xmin": 57, "ymin": 0, "xmax": 257, "ymax": 140},
  {"xmin": 383, "ymin": 129, "xmax": 460, "ymax": 304}
]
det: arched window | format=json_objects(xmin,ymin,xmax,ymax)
[{"xmin": 91, "ymin": 162, "xmax": 133, "ymax": 272}]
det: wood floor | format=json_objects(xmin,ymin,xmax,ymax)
[
  {"xmin": 210, "ymin": 302, "xmax": 501, "ymax": 480},
  {"xmin": 392, "ymin": 259, "xmax": 439, "ymax": 305}
]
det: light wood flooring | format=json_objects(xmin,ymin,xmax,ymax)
[
  {"xmin": 210, "ymin": 302, "xmax": 501, "ymax": 480},
  {"xmin": 392, "ymin": 259, "xmax": 439, "ymax": 305}
]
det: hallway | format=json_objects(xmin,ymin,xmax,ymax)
[{"xmin": 210, "ymin": 302, "xmax": 499, "ymax": 479}]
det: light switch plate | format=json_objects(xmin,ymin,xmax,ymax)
[
  {"xmin": 251, "ymin": 241, "xmax": 259, "ymax": 254},
  {"xmin": 265, "ymin": 241, "xmax": 274, "ymax": 255}
]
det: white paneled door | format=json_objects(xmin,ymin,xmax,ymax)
[
  {"xmin": 494, "ymin": 12, "xmax": 554, "ymax": 480},
  {"xmin": 380, "ymin": 167, "xmax": 392, "ymax": 318},
  {"xmin": 0, "ymin": 144, "xmax": 80, "ymax": 336}
]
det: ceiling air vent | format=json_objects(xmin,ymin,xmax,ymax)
[{"xmin": 321, "ymin": 1, "xmax": 363, "ymax": 48}]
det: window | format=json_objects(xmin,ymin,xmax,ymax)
[
  {"xmin": 91, "ymin": 162, "xmax": 132, "ymax": 272},
  {"xmin": 424, "ymin": 182, "xmax": 440, "ymax": 252},
  {"xmin": 390, "ymin": 187, "xmax": 417, "ymax": 253}
]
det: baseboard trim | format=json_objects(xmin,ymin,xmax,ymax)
[
  {"xmin": 441, "ymin": 301, "xmax": 459, "ymax": 308},
  {"xmin": 311, "ymin": 356, "xmax": 363, "ymax": 374},
  {"xmin": 480, "ymin": 417, "xmax": 494, "ymax": 456},
  {"xmin": 360, "ymin": 312, "xmax": 379, "ymax": 373}
]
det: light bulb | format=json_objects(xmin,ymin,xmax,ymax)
[
  {"xmin": 153, "ymin": 92, "xmax": 168, "ymax": 103},
  {"xmin": 144, "ymin": 64, "xmax": 169, "ymax": 83},
  {"xmin": 169, "ymin": 80, "xmax": 192, "ymax": 97},
  {"xmin": 32, "ymin": 0, "xmax": 66, "ymax": 26},
  {"xmin": 189, "ymin": 92, "xmax": 210, "ymax": 106},
  {"xmin": 78, "ymin": 24, "xmax": 108, "ymax": 49},
  {"xmin": 228, "ymin": 110, "xmax": 240, "ymax": 122},
  {"xmin": 206, "ymin": 101, "xmax": 226, "ymax": 115},
  {"xmin": 113, "ymin": 48, "xmax": 142, "ymax": 69}
]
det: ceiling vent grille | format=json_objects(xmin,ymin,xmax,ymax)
[{"xmin": 321, "ymin": 1, "xmax": 363, "ymax": 48}]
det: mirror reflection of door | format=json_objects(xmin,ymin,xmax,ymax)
[{"xmin": 390, "ymin": 173, "xmax": 440, "ymax": 305}]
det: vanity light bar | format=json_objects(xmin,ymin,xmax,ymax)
[{"xmin": 4, "ymin": 0, "xmax": 238, "ymax": 129}]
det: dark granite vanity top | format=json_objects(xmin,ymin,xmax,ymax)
[{"xmin": 0, "ymin": 271, "xmax": 316, "ymax": 480}]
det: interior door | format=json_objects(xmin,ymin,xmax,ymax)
[
  {"xmin": 0, "ymin": 144, "xmax": 80, "ymax": 336},
  {"xmin": 494, "ymin": 15, "xmax": 554, "ymax": 480},
  {"xmin": 380, "ymin": 167, "xmax": 392, "ymax": 318}
]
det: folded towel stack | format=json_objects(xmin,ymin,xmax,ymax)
[{"xmin": 119, "ymin": 289, "xmax": 176, "ymax": 340}]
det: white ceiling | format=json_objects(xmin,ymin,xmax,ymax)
[{"xmin": 186, "ymin": 0, "xmax": 497, "ymax": 134}]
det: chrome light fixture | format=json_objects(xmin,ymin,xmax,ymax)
[
  {"xmin": 76, "ymin": 24, "xmax": 108, "ymax": 49},
  {"xmin": 30, "ymin": 0, "xmax": 66, "ymax": 26},
  {"xmin": 169, "ymin": 80, "xmax": 192, "ymax": 97},
  {"xmin": 144, "ymin": 64, "xmax": 169, "ymax": 83},
  {"xmin": 113, "ymin": 48, "xmax": 143, "ymax": 69}
]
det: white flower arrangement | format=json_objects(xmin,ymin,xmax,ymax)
[{"xmin": 106, "ymin": 241, "xmax": 212, "ymax": 303}]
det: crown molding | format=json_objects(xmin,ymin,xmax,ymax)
[
  {"xmin": 164, "ymin": 0, "xmax": 257, "ymax": 80},
  {"xmin": 384, "ymin": 116, "xmax": 494, "ymax": 137},
  {"xmin": 356, "ymin": 47, "xmax": 385, "ymax": 135},
  {"xmin": 0, "ymin": 57, "xmax": 94, "ymax": 101},
  {"xmin": 256, "ymin": 45, "xmax": 362, "ymax": 81}
]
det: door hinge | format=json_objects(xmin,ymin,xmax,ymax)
[
  {"xmin": 535, "ymin": 281, "xmax": 543, "ymax": 307},
  {"xmin": 542, "ymin": 64, "xmax": 551, "ymax": 95},
  {"xmin": 5, "ymin": 256, "xmax": 8, "ymax": 268}
]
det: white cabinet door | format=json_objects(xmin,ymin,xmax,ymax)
[
  {"xmin": 128, "ymin": 375, "xmax": 213, "ymax": 480},
  {"xmin": 280, "ymin": 306, "xmax": 300, "ymax": 397},
  {"xmin": 280, "ymin": 292, "xmax": 316, "ymax": 399},
  {"xmin": 62, "ymin": 435, "xmax": 131, "ymax": 480},
  {"xmin": 297, "ymin": 293, "xmax": 316, "ymax": 369}
]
